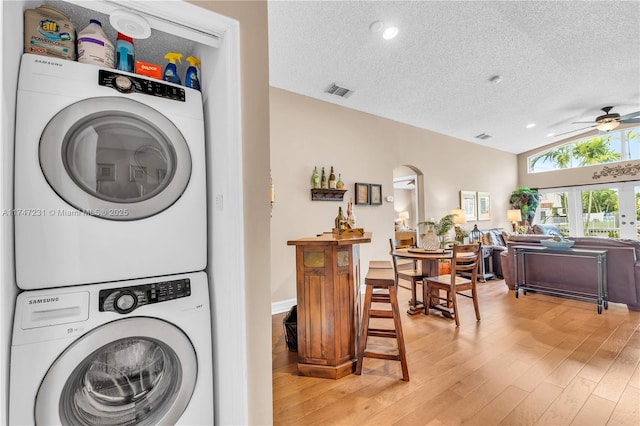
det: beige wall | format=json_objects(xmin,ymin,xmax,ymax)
[
  {"xmin": 190, "ymin": 1, "xmax": 272, "ymax": 424},
  {"xmin": 270, "ymin": 87, "xmax": 518, "ymax": 304}
]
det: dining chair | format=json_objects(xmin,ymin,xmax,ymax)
[
  {"xmin": 423, "ymin": 243, "xmax": 481, "ymax": 326},
  {"xmin": 389, "ymin": 239, "xmax": 424, "ymax": 306},
  {"xmin": 395, "ymin": 236, "xmax": 418, "ymax": 271}
]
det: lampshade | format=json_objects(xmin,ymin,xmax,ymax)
[
  {"xmin": 398, "ymin": 211, "xmax": 410, "ymax": 220},
  {"xmin": 507, "ymin": 209, "xmax": 522, "ymax": 222},
  {"xmin": 450, "ymin": 209, "xmax": 466, "ymax": 224},
  {"xmin": 596, "ymin": 120, "xmax": 620, "ymax": 132}
]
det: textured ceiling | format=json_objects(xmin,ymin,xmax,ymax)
[{"xmin": 268, "ymin": 0, "xmax": 640, "ymax": 154}]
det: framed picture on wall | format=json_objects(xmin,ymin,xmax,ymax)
[
  {"xmin": 369, "ymin": 184, "xmax": 382, "ymax": 205},
  {"xmin": 460, "ymin": 190, "xmax": 477, "ymax": 221},
  {"xmin": 355, "ymin": 183, "xmax": 370, "ymax": 205},
  {"xmin": 477, "ymin": 191, "xmax": 491, "ymax": 220}
]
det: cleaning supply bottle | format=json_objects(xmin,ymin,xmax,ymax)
[
  {"xmin": 185, "ymin": 55, "xmax": 201, "ymax": 90},
  {"xmin": 163, "ymin": 52, "xmax": 183, "ymax": 84},
  {"xmin": 115, "ymin": 32, "xmax": 134, "ymax": 73},
  {"xmin": 77, "ymin": 19, "xmax": 114, "ymax": 68}
]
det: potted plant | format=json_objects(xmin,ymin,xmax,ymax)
[
  {"xmin": 418, "ymin": 214, "xmax": 456, "ymax": 249},
  {"xmin": 509, "ymin": 187, "xmax": 540, "ymax": 230}
]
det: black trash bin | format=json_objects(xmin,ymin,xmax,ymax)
[{"xmin": 283, "ymin": 305, "xmax": 297, "ymax": 352}]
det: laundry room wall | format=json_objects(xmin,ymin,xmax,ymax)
[
  {"xmin": 192, "ymin": 1, "xmax": 273, "ymax": 424},
  {"xmin": 0, "ymin": 1, "xmax": 29, "ymax": 421}
]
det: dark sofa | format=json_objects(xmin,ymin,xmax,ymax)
[
  {"xmin": 468, "ymin": 226, "xmax": 506, "ymax": 278},
  {"xmin": 500, "ymin": 234, "xmax": 640, "ymax": 312}
]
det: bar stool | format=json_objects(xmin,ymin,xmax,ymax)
[
  {"xmin": 369, "ymin": 260, "xmax": 393, "ymax": 269},
  {"xmin": 355, "ymin": 268, "xmax": 409, "ymax": 381}
]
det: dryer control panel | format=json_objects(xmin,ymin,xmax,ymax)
[
  {"xmin": 99, "ymin": 70, "xmax": 186, "ymax": 102},
  {"xmin": 99, "ymin": 278, "xmax": 191, "ymax": 314}
]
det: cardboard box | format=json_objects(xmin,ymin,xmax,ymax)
[{"xmin": 135, "ymin": 60, "xmax": 162, "ymax": 79}]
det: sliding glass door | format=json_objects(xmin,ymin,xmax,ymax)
[
  {"xmin": 538, "ymin": 181, "xmax": 639, "ymax": 240},
  {"xmin": 618, "ymin": 184, "xmax": 639, "ymax": 239}
]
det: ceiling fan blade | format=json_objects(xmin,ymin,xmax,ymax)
[
  {"xmin": 620, "ymin": 110, "xmax": 640, "ymax": 120},
  {"xmin": 552, "ymin": 125, "xmax": 596, "ymax": 138},
  {"xmin": 571, "ymin": 121, "xmax": 597, "ymax": 124},
  {"xmin": 621, "ymin": 117, "xmax": 640, "ymax": 123}
]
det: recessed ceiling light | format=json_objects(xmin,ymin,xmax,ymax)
[
  {"xmin": 369, "ymin": 21, "xmax": 384, "ymax": 33},
  {"xmin": 489, "ymin": 75, "xmax": 502, "ymax": 84},
  {"xmin": 546, "ymin": 133, "xmax": 556, "ymax": 137},
  {"xmin": 526, "ymin": 123, "xmax": 536, "ymax": 129},
  {"xmin": 382, "ymin": 26, "xmax": 398, "ymax": 40}
]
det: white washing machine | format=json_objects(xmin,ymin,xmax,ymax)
[
  {"xmin": 9, "ymin": 271, "xmax": 213, "ymax": 425},
  {"xmin": 14, "ymin": 54, "xmax": 207, "ymax": 290}
]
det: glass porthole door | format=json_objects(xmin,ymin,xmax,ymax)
[
  {"xmin": 39, "ymin": 97, "xmax": 192, "ymax": 220},
  {"xmin": 35, "ymin": 318, "xmax": 197, "ymax": 425}
]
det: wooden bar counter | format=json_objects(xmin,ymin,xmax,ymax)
[{"xmin": 287, "ymin": 232, "xmax": 372, "ymax": 379}]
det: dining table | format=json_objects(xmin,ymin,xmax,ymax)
[{"xmin": 391, "ymin": 247, "xmax": 456, "ymax": 315}]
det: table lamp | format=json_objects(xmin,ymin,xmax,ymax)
[
  {"xmin": 507, "ymin": 209, "xmax": 522, "ymax": 232},
  {"xmin": 397, "ymin": 211, "xmax": 410, "ymax": 229},
  {"xmin": 450, "ymin": 209, "xmax": 466, "ymax": 242}
]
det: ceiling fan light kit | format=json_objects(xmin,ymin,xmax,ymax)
[{"xmin": 596, "ymin": 120, "xmax": 620, "ymax": 132}]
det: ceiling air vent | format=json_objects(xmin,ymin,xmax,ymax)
[
  {"xmin": 475, "ymin": 133, "xmax": 492, "ymax": 140},
  {"xmin": 325, "ymin": 82, "xmax": 354, "ymax": 98}
]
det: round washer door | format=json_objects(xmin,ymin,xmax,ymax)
[
  {"xmin": 39, "ymin": 97, "xmax": 192, "ymax": 220},
  {"xmin": 35, "ymin": 317, "xmax": 197, "ymax": 426}
]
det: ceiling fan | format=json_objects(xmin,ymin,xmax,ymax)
[{"xmin": 555, "ymin": 106, "xmax": 640, "ymax": 137}]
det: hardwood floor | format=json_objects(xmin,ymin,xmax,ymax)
[{"xmin": 272, "ymin": 279, "xmax": 640, "ymax": 425}]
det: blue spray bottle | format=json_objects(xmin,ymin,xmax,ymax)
[
  {"xmin": 163, "ymin": 52, "xmax": 183, "ymax": 84},
  {"xmin": 185, "ymin": 55, "xmax": 201, "ymax": 90}
]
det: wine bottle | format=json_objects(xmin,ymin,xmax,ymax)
[
  {"xmin": 329, "ymin": 166, "xmax": 336, "ymax": 189},
  {"xmin": 336, "ymin": 173, "xmax": 344, "ymax": 189},
  {"xmin": 311, "ymin": 166, "xmax": 319, "ymax": 189},
  {"xmin": 335, "ymin": 206, "xmax": 346, "ymax": 230},
  {"xmin": 321, "ymin": 167, "xmax": 327, "ymax": 189}
]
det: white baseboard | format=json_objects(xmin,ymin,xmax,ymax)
[{"xmin": 272, "ymin": 298, "xmax": 296, "ymax": 315}]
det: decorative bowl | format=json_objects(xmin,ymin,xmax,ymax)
[{"xmin": 540, "ymin": 239, "xmax": 575, "ymax": 249}]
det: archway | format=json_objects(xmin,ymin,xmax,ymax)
[{"xmin": 393, "ymin": 165, "xmax": 425, "ymax": 244}]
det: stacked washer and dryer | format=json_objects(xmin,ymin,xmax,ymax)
[{"xmin": 9, "ymin": 53, "xmax": 213, "ymax": 424}]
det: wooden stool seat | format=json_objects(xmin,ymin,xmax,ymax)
[
  {"xmin": 369, "ymin": 260, "xmax": 393, "ymax": 269},
  {"xmin": 355, "ymin": 268, "xmax": 409, "ymax": 381}
]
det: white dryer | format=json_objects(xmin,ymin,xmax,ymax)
[
  {"xmin": 9, "ymin": 271, "xmax": 213, "ymax": 425},
  {"xmin": 14, "ymin": 54, "xmax": 206, "ymax": 289}
]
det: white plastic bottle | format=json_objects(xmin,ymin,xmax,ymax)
[{"xmin": 77, "ymin": 19, "xmax": 114, "ymax": 67}]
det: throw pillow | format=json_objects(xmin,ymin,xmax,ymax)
[
  {"xmin": 491, "ymin": 229, "xmax": 506, "ymax": 246},
  {"xmin": 501, "ymin": 230, "xmax": 517, "ymax": 242},
  {"xmin": 481, "ymin": 230, "xmax": 501, "ymax": 246},
  {"xmin": 532, "ymin": 224, "xmax": 562, "ymax": 236}
]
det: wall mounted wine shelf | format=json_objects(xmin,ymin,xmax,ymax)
[{"xmin": 311, "ymin": 188, "xmax": 347, "ymax": 201}]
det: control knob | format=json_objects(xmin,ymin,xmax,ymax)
[
  {"xmin": 114, "ymin": 75, "xmax": 133, "ymax": 93},
  {"xmin": 114, "ymin": 290, "xmax": 137, "ymax": 313}
]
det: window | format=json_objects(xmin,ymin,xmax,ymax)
[
  {"xmin": 538, "ymin": 192, "xmax": 570, "ymax": 236},
  {"xmin": 537, "ymin": 182, "xmax": 639, "ymax": 240},
  {"xmin": 528, "ymin": 126, "xmax": 638, "ymax": 173}
]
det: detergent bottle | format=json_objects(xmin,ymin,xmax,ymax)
[
  {"xmin": 115, "ymin": 32, "xmax": 135, "ymax": 73},
  {"xmin": 185, "ymin": 55, "xmax": 201, "ymax": 90},
  {"xmin": 163, "ymin": 52, "xmax": 183, "ymax": 84},
  {"xmin": 77, "ymin": 19, "xmax": 114, "ymax": 67}
]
